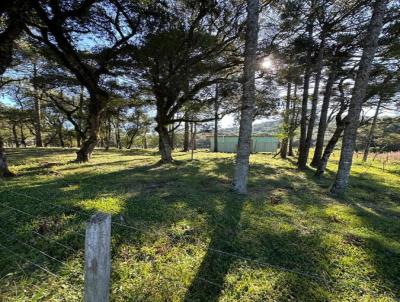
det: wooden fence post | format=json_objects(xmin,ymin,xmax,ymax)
[{"xmin": 84, "ymin": 212, "xmax": 111, "ymax": 302}]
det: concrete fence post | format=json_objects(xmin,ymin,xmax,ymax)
[{"xmin": 84, "ymin": 212, "xmax": 111, "ymax": 302}]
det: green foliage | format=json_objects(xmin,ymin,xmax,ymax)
[{"xmin": 0, "ymin": 148, "xmax": 399, "ymax": 301}]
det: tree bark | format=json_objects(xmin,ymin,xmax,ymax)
[
  {"xmin": 105, "ymin": 116, "xmax": 111, "ymax": 151},
  {"xmin": 214, "ymin": 84, "xmax": 219, "ymax": 152},
  {"xmin": 115, "ymin": 111, "xmax": 122, "ymax": 149},
  {"xmin": 12, "ymin": 124, "xmax": 20, "ymax": 148},
  {"xmin": 58, "ymin": 120, "xmax": 64, "ymax": 147},
  {"xmin": 76, "ymin": 93, "xmax": 107, "ymax": 162},
  {"xmin": 363, "ymin": 96, "xmax": 382, "ymax": 162},
  {"xmin": 143, "ymin": 133, "xmax": 148, "ymax": 149},
  {"xmin": 183, "ymin": 114, "xmax": 190, "ymax": 152},
  {"xmin": 77, "ymin": 86, "xmax": 84, "ymax": 147},
  {"xmin": 156, "ymin": 123, "xmax": 173, "ymax": 163},
  {"xmin": 233, "ymin": 0, "xmax": 259, "ymax": 194},
  {"xmin": 331, "ymin": 0, "xmax": 387, "ymax": 195},
  {"xmin": 0, "ymin": 137, "xmax": 15, "ymax": 177},
  {"xmin": 33, "ymin": 62, "xmax": 43, "ymax": 147},
  {"xmin": 311, "ymin": 66, "xmax": 336, "ymax": 167},
  {"xmin": 280, "ymin": 82, "xmax": 291, "ymax": 159},
  {"xmin": 304, "ymin": 35, "xmax": 326, "ymax": 166},
  {"xmin": 20, "ymin": 124, "xmax": 26, "ymax": 147},
  {"xmin": 297, "ymin": 15, "xmax": 314, "ymax": 170},
  {"xmin": 316, "ymin": 117, "xmax": 346, "ymax": 176},
  {"xmin": 288, "ymin": 83, "xmax": 298, "ymax": 156}
]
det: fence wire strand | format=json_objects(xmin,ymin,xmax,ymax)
[{"xmin": 0, "ymin": 185, "xmax": 395, "ymax": 299}]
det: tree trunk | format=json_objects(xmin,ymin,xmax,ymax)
[
  {"xmin": 105, "ymin": 116, "xmax": 111, "ymax": 151},
  {"xmin": 20, "ymin": 124, "xmax": 26, "ymax": 147},
  {"xmin": 288, "ymin": 83, "xmax": 298, "ymax": 156},
  {"xmin": 233, "ymin": 0, "xmax": 259, "ymax": 194},
  {"xmin": 214, "ymin": 84, "xmax": 219, "ymax": 152},
  {"xmin": 33, "ymin": 62, "xmax": 43, "ymax": 147},
  {"xmin": 331, "ymin": 0, "xmax": 387, "ymax": 195},
  {"xmin": 75, "ymin": 93, "xmax": 106, "ymax": 162},
  {"xmin": 12, "ymin": 124, "xmax": 20, "ymax": 148},
  {"xmin": 315, "ymin": 117, "xmax": 346, "ymax": 176},
  {"xmin": 0, "ymin": 137, "xmax": 15, "ymax": 177},
  {"xmin": 280, "ymin": 82, "xmax": 291, "ymax": 159},
  {"xmin": 183, "ymin": 111, "xmax": 190, "ymax": 152},
  {"xmin": 77, "ymin": 85, "xmax": 84, "ymax": 147},
  {"xmin": 116, "ymin": 114, "xmax": 122, "ymax": 149},
  {"xmin": 311, "ymin": 66, "xmax": 336, "ymax": 167},
  {"xmin": 143, "ymin": 133, "xmax": 147, "ymax": 149},
  {"xmin": 363, "ymin": 96, "xmax": 382, "ymax": 162},
  {"xmin": 297, "ymin": 15, "xmax": 314, "ymax": 170},
  {"xmin": 58, "ymin": 121, "xmax": 64, "ymax": 148},
  {"xmin": 304, "ymin": 35, "xmax": 326, "ymax": 166},
  {"xmin": 156, "ymin": 123, "xmax": 173, "ymax": 163}
]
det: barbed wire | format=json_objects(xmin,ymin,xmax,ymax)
[
  {"xmin": 0, "ymin": 213, "xmax": 79, "ymax": 253},
  {"xmin": 0, "ymin": 186, "xmax": 396, "ymax": 299},
  {"xmin": 0, "ymin": 228, "xmax": 68, "ymax": 267},
  {"xmin": 0, "ymin": 202, "xmax": 85, "ymax": 239},
  {"xmin": 0, "ymin": 243, "xmax": 59, "ymax": 279}
]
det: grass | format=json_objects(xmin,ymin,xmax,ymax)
[{"xmin": 0, "ymin": 147, "xmax": 399, "ymax": 301}]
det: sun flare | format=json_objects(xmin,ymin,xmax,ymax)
[{"xmin": 261, "ymin": 57, "xmax": 273, "ymax": 70}]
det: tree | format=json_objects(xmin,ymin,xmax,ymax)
[
  {"xmin": 0, "ymin": 0, "xmax": 33, "ymax": 177},
  {"xmin": 27, "ymin": 0, "xmax": 143, "ymax": 162},
  {"xmin": 232, "ymin": 0, "xmax": 260, "ymax": 194},
  {"xmin": 129, "ymin": 1, "xmax": 244, "ymax": 162},
  {"xmin": 330, "ymin": 0, "xmax": 388, "ymax": 195}
]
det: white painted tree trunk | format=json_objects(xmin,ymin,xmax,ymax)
[{"xmin": 233, "ymin": 0, "xmax": 259, "ymax": 194}]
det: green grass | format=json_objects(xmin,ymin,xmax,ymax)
[{"xmin": 0, "ymin": 148, "xmax": 399, "ymax": 301}]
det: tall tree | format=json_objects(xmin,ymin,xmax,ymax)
[
  {"xmin": 232, "ymin": 0, "xmax": 259, "ymax": 194},
  {"xmin": 28, "ymin": 0, "xmax": 142, "ymax": 162},
  {"xmin": 331, "ymin": 0, "xmax": 388, "ymax": 195},
  {"xmin": 0, "ymin": 0, "xmax": 33, "ymax": 177}
]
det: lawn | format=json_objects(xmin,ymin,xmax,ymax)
[{"xmin": 0, "ymin": 148, "xmax": 399, "ymax": 301}]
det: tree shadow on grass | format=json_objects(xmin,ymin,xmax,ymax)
[
  {"xmin": 183, "ymin": 196, "xmax": 244, "ymax": 302},
  {"xmin": 2, "ymin": 150, "xmax": 399, "ymax": 301}
]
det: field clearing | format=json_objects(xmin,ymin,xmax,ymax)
[{"xmin": 0, "ymin": 148, "xmax": 399, "ymax": 301}]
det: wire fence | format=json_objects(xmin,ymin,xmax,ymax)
[{"xmin": 0, "ymin": 185, "xmax": 397, "ymax": 301}]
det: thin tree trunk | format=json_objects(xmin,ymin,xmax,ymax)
[
  {"xmin": 115, "ymin": 109, "xmax": 122, "ymax": 149},
  {"xmin": 280, "ymin": 82, "xmax": 291, "ymax": 159},
  {"xmin": 33, "ymin": 62, "xmax": 43, "ymax": 147},
  {"xmin": 363, "ymin": 96, "xmax": 382, "ymax": 162},
  {"xmin": 143, "ymin": 133, "xmax": 147, "ymax": 149},
  {"xmin": 288, "ymin": 83, "xmax": 298, "ymax": 156},
  {"xmin": 233, "ymin": 0, "xmax": 259, "ymax": 194},
  {"xmin": 311, "ymin": 66, "xmax": 336, "ymax": 167},
  {"xmin": 183, "ymin": 114, "xmax": 190, "ymax": 152},
  {"xmin": 304, "ymin": 35, "xmax": 326, "ymax": 166},
  {"xmin": 316, "ymin": 117, "xmax": 346, "ymax": 176},
  {"xmin": 0, "ymin": 137, "xmax": 15, "ymax": 177},
  {"xmin": 331, "ymin": 0, "xmax": 387, "ymax": 195},
  {"xmin": 12, "ymin": 124, "xmax": 20, "ymax": 148},
  {"xmin": 58, "ymin": 120, "xmax": 64, "ymax": 147},
  {"xmin": 214, "ymin": 84, "xmax": 219, "ymax": 152},
  {"xmin": 105, "ymin": 116, "xmax": 111, "ymax": 151},
  {"xmin": 191, "ymin": 122, "xmax": 197, "ymax": 161},
  {"xmin": 170, "ymin": 119, "xmax": 175, "ymax": 150},
  {"xmin": 20, "ymin": 124, "xmax": 26, "ymax": 147},
  {"xmin": 193, "ymin": 123, "xmax": 197, "ymax": 150},
  {"xmin": 77, "ymin": 86, "xmax": 84, "ymax": 147},
  {"xmin": 298, "ymin": 15, "xmax": 314, "ymax": 170}
]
